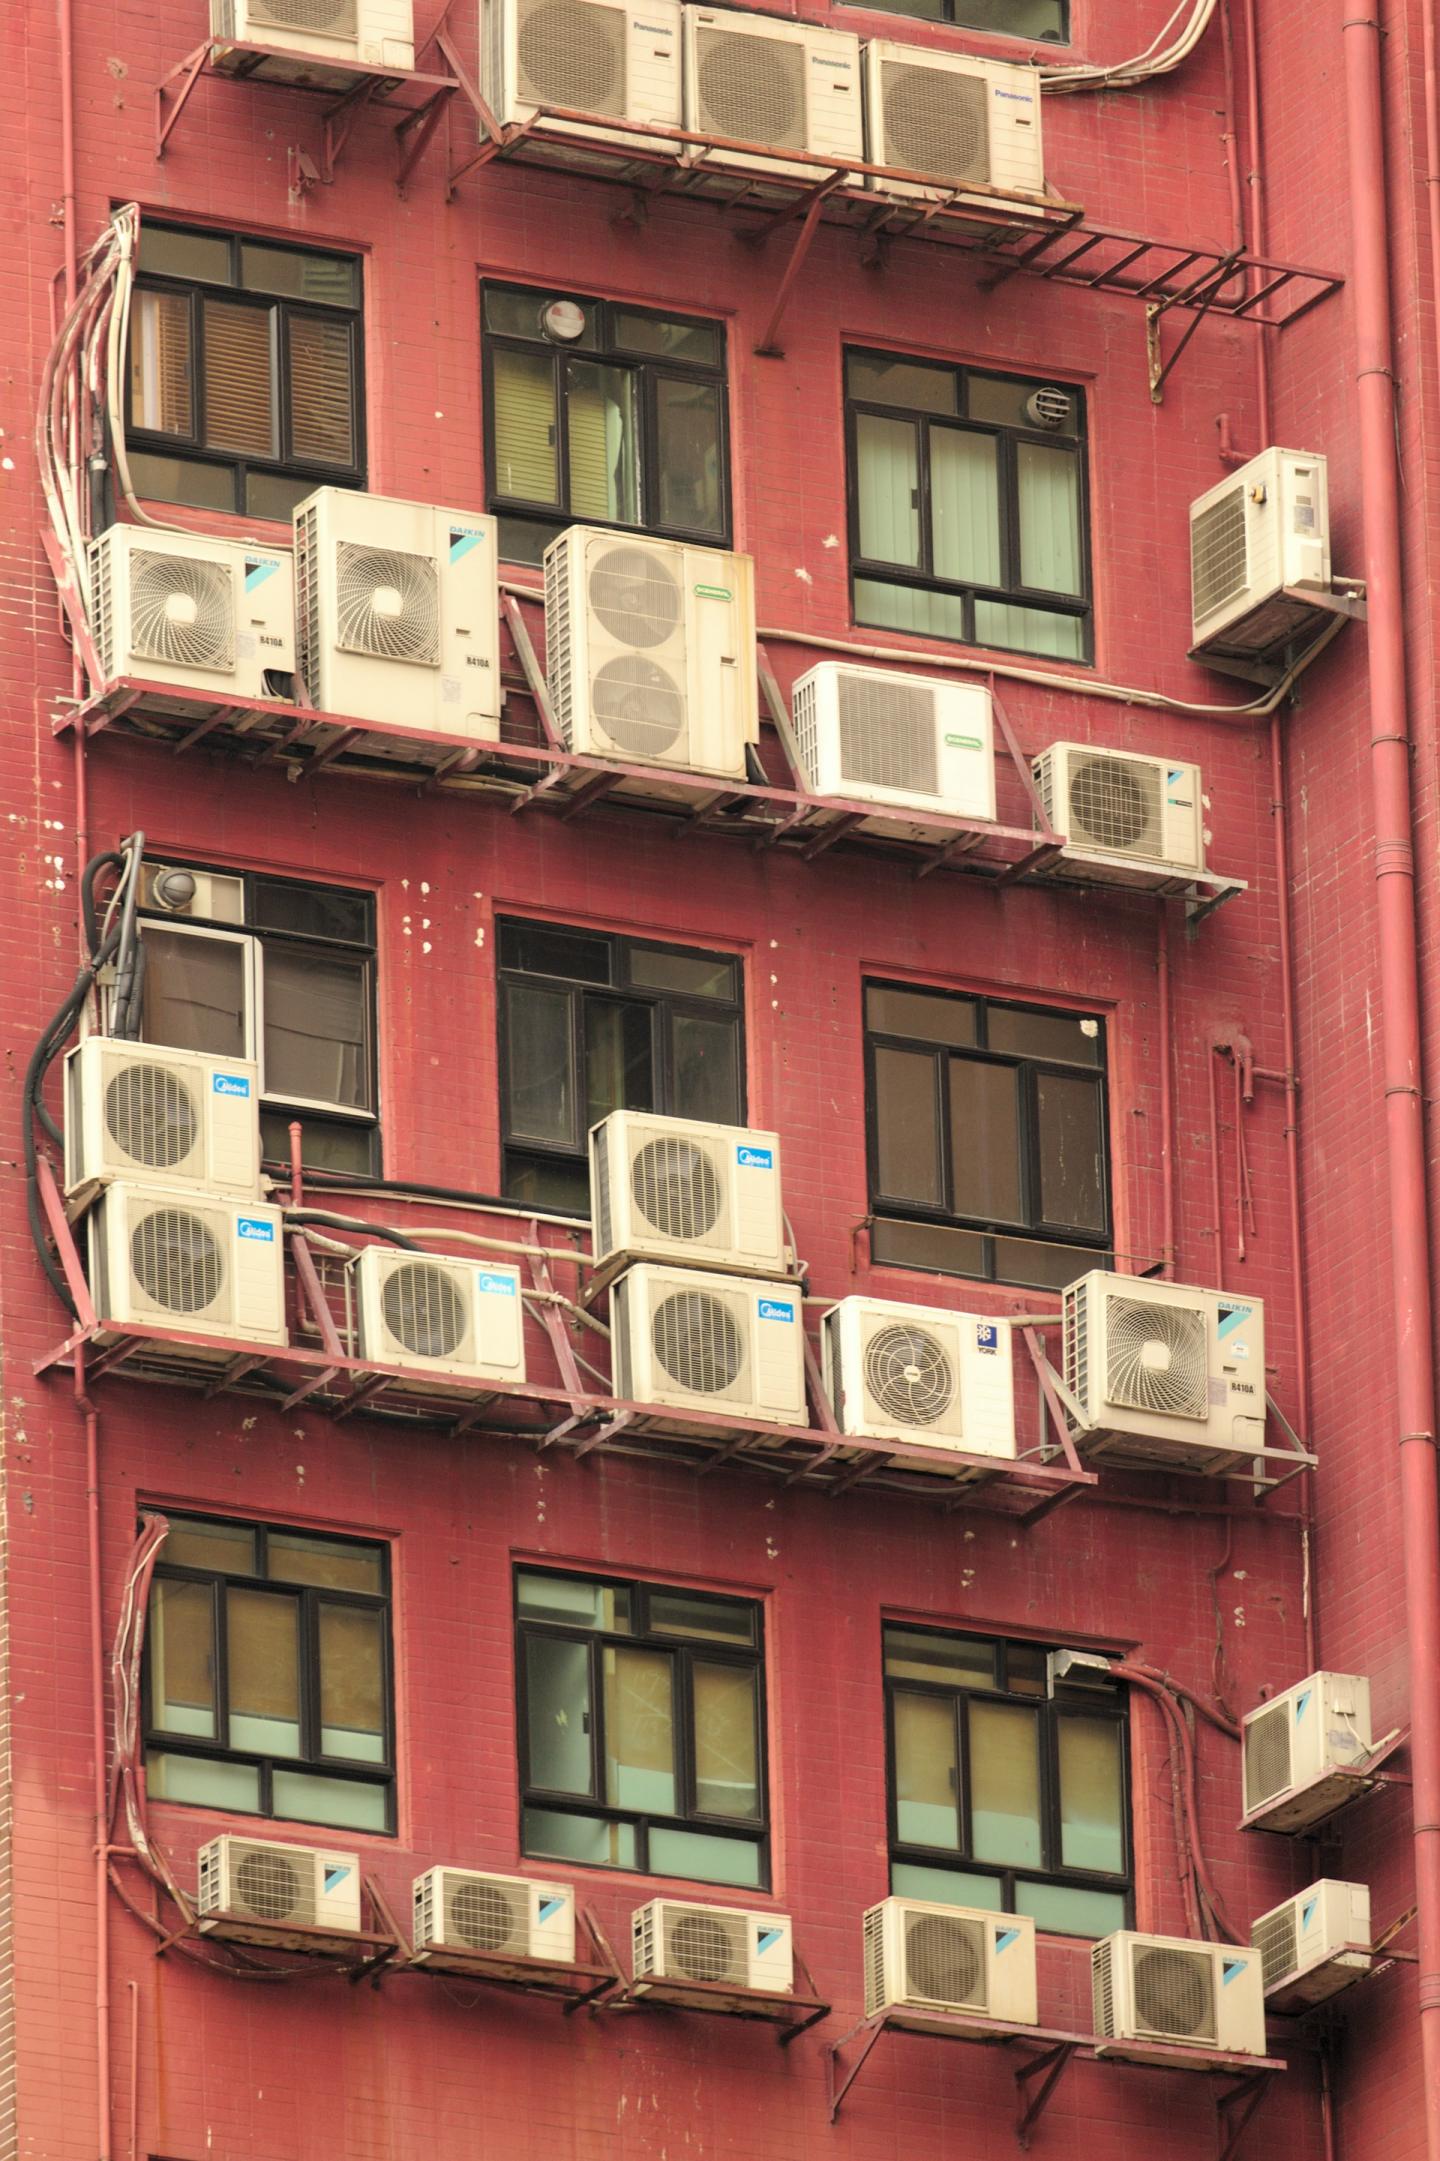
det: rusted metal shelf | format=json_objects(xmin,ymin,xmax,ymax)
[
  {"xmin": 153, "ymin": 1874, "xmax": 404, "ymax": 1981},
  {"xmin": 409, "ymin": 1906, "xmax": 622, "ymax": 2009},
  {"xmin": 603, "ymin": 1945, "xmax": 830, "ymax": 2045}
]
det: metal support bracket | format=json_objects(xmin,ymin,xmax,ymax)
[
  {"xmin": 1014, "ymin": 2038, "xmax": 1080, "ymax": 2147},
  {"xmin": 1147, "ymin": 251, "xmax": 1245, "ymax": 402},
  {"xmin": 1216, "ymin": 2068, "xmax": 1276, "ymax": 2161}
]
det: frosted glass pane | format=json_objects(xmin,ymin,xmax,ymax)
[
  {"xmin": 1058, "ymin": 1717, "xmax": 1124, "ymax": 1873},
  {"xmin": 874, "ymin": 1046, "xmax": 942, "ymax": 1206},
  {"xmin": 318, "ymin": 1604, "xmax": 385, "ymax": 1763},
  {"xmin": 693, "ymin": 1662, "xmax": 759, "ymax": 1817},
  {"xmin": 526, "ymin": 1635, "xmax": 592, "ymax": 1794},
  {"xmin": 974, "ymin": 599, "xmax": 1086, "ymax": 659},
  {"xmin": 146, "ymin": 1750, "xmax": 259, "ymax": 1813},
  {"xmin": 931, "ymin": 428, "xmax": 1001, "ymax": 586},
  {"xmin": 949, "ymin": 1057, "xmax": 1022, "ymax": 1223},
  {"xmin": 893, "ymin": 1690, "xmax": 959, "ymax": 1848},
  {"xmin": 1037, "ymin": 1072, "xmax": 1107, "ymax": 1234},
  {"xmin": 492, "ymin": 349, "xmax": 558, "ymax": 505},
  {"xmin": 227, "ymin": 1589, "xmax": 301, "ymax": 1758},
  {"xmin": 648, "ymin": 1827, "xmax": 762, "ymax": 1887},
  {"xmin": 1015, "ymin": 1880, "xmax": 1126, "ymax": 1939},
  {"xmin": 524, "ymin": 1808, "xmax": 636, "ymax": 1869},
  {"xmin": 968, "ymin": 1700, "xmax": 1041, "ymax": 1866},
  {"xmin": 271, "ymin": 1771, "xmax": 388, "ymax": 1831},
  {"xmin": 856, "ymin": 414, "xmax": 920, "ymax": 566},
  {"xmin": 891, "ymin": 1861, "xmax": 1001, "ymax": 1909},
  {"xmin": 1018, "ymin": 443, "xmax": 1082, "ymax": 595},
  {"xmin": 150, "ymin": 1579, "xmax": 215, "ymax": 1738},
  {"xmin": 603, "ymin": 1646, "xmax": 676, "ymax": 1812},
  {"xmin": 855, "ymin": 578, "xmax": 967, "ymax": 641},
  {"xmin": 566, "ymin": 361, "xmax": 638, "ymax": 526},
  {"xmin": 140, "ymin": 928, "xmax": 247, "ymax": 1059}
]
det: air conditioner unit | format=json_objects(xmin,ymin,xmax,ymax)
[
  {"xmin": 197, "ymin": 1836, "xmax": 362, "ymax": 1934},
  {"xmin": 591, "ymin": 1111, "xmax": 785, "ymax": 1275},
  {"xmin": 791, "ymin": 663, "xmax": 996, "ymax": 834},
  {"xmin": 683, "ymin": 9, "xmax": 863, "ymax": 184},
  {"xmin": 823, "ymin": 1297, "xmax": 1015, "ymax": 1462},
  {"xmin": 89, "ymin": 525, "xmax": 293, "ymax": 700},
  {"xmin": 210, "ymin": 0, "xmax": 413, "ymax": 80},
  {"xmin": 350, "ymin": 1246, "xmax": 526, "ymax": 1387},
  {"xmin": 632, "ymin": 1898, "xmax": 793, "ymax": 1994},
  {"xmin": 611, "ymin": 1264, "xmax": 807, "ymax": 1427},
  {"xmin": 1032, "ymin": 744, "xmax": 1206, "ymax": 885},
  {"xmin": 1063, "ymin": 1272, "xmax": 1265, "ymax": 1475},
  {"xmin": 863, "ymin": 45, "xmax": 1044, "ymax": 214},
  {"xmin": 1241, "ymin": 1672, "xmax": 1374, "ymax": 1833},
  {"xmin": 88, "ymin": 1183, "xmax": 287, "ymax": 1350},
  {"xmin": 543, "ymin": 527, "xmax": 757, "ymax": 782},
  {"xmin": 482, "ymin": 0, "xmax": 682, "ymax": 160},
  {"xmin": 1092, "ymin": 1931, "xmax": 1266, "ymax": 2064},
  {"xmin": 1251, "ymin": 1880, "xmax": 1372, "ymax": 2009},
  {"xmin": 863, "ymin": 1898, "xmax": 1036, "ymax": 2023},
  {"xmin": 413, "ymin": 1867, "xmax": 575, "ymax": 1964},
  {"xmin": 294, "ymin": 488, "xmax": 501, "ymax": 746},
  {"xmin": 1191, "ymin": 449, "xmax": 1332, "ymax": 664},
  {"xmin": 65, "ymin": 1038, "xmax": 262, "ymax": 1201}
]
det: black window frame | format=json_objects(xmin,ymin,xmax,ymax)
[
  {"xmin": 143, "ymin": 1512, "xmax": 395, "ymax": 1834},
  {"xmin": 839, "ymin": 0, "xmax": 1069, "ymax": 40},
  {"xmin": 482, "ymin": 281, "xmax": 731, "ymax": 563},
  {"xmin": 864, "ymin": 979, "xmax": 1111, "ymax": 1287},
  {"xmin": 844, "ymin": 348, "xmax": 1092, "ymax": 661},
  {"xmin": 127, "ymin": 222, "xmax": 366, "ymax": 518},
  {"xmin": 884, "ymin": 1623, "xmax": 1131, "ymax": 1932},
  {"xmin": 516, "ymin": 1566, "xmax": 769, "ymax": 1887}
]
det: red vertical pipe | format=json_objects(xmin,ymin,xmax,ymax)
[
  {"xmin": 79, "ymin": 1363, "xmax": 111, "ymax": 2161},
  {"xmin": 1157, "ymin": 907, "xmax": 1176, "ymax": 1275},
  {"xmin": 1343, "ymin": 8, "xmax": 1440, "ymax": 2154}
]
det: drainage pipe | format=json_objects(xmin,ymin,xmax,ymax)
[{"xmin": 79, "ymin": 1364, "xmax": 112, "ymax": 2161}]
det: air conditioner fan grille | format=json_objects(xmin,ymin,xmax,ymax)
[
  {"xmin": 881, "ymin": 63, "xmax": 988, "ymax": 184},
  {"xmin": 1132, "ymin": 1944, "xmax": 1217, "ymax": 2042},
  {"xmin": 104, "ymin": 1062, "xmax": 200, "ymax": 1170},
  {"xmin": 631, "ymin": 1137, "xmax": 724, "ymax": 1241},
  {"xmin": 1104, "ymin": 1295, "xmax": 1209, "ymax": 1420},
  {"xmin": 665, "ymin": 1907, "xmax": 744, "ymax": 1982},
  {"xmin": 864, "ymin": 1323, "xmax": 955, "ymax": 1427},
  {"xmin": 695, "ymin": 27, "xmax": 805, "ymax": 150},
  {"xmin": 836, "ymin": 674, "xmax": 939, "ymax": 796},
  {"xmin": 381, "ymin": 1261, "xmax": 468, "ymax": 1359},
  {"xmin": 587, "ymin": 545, "xmax": 683, "ymax": 649},
  {"xmin": 248, "ymin": 0, "xmax": 358, "ymax": 33},
  {"xmin": 129, "ymin": 551, "xmax": 235, "ymax": 673},
  {"xmin": 652, "ymin": 1289, "xmax": 744, "ymax": 1395},
  {"xmin": 590, "ymin": 655, "xmax": 686, "ymax": 756},
  {"xmin": 131, "ymin": 1206, "xmax": 224, "ymax": 1315},
  {"xmin": 516, "ymin": 0, "xmax": 625, "ymax": 113},
  {"xmin": 1067, "ymin": 754, "xmax": 1162, "ymax": 856},
  {"xmin": 904, "ymin": 1911, "xmax": 985, "ymax": 2007},
  {"xmin": 234, "ymin": 1848, "xmax": 305, "ymax": 1922},
  {"xmin": 335, "ymin": 542, "xmax": 441, "ymax": 664},
  {"xmin": 449, "ymin": 1878, "xmax": 525, "ymax": 1953}
]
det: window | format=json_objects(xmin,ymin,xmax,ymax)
[
  {"xmin": 145, "ymin": 1515, "xmax": 392, "ymax": 1833},
  {"xmin": 135, "ymin": 865, "xmax": 379, "ymax": 1173},
  {"xmin": 850, "ymin": 0, "xmax": 1066, "ymax": 38},
  {"xmin": 127, "ymin": 224, "xmax": 364, "ymax": 520},
  {"xmin": 483, "ymin": 284, "xmax": 729, "ymax": 565},
  {"xmin": 845, "ymin": 351, "xmax": 1090, "ymax": 660},
  {"xmin": 499, "ymin": 920, "xmax": 744, "ymax": 1211},
  {"xmin": 517, "ymin": 1570, "xmax": 767, "ymax": 1887},
  {"xmin": 885, "ymin": 1624, "xmax": 1129, "ymax": 1936},
  {"xmin": 865, "ymin": 982, "xmax": 1109, "ymax": 1289}
]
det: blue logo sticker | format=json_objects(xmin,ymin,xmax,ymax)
[
  {"xmin": 976, "ymin": 1323, "xmax": 999, "ymax": 1354},
  {"xmin": 755, "ymin": 1927, "xmax": 784, "ymax": 1956},
  {"xmin": 1221, "ymin": 1958, "xmax": 1249, "ymax": 1987},
  {"xmin": 212, "ymin": 1072, "xmax": 251, "ymax": 1098},
  {"xmin": 1302, "ymin": 1898, "xmax": 1319, "ymax": 1932},
  {"xmin": 476, "ymin": 1270, "xmax": 517, "ymax": 1297},
  {"xmin": 1217, "ymin": 1303, "xmax": 1253, "ymax": 1339},
  {"xmin": 237, "ymin": 1217, "xmax": 275, "ymax": 1243},
  {"xmin": 736, "ymin": 1144, "xmax": 774, "ymax": 1170},
  {"xmin": 449, "ymin": 526, "xmax": 486, "ymax": 562},
  {"xmin": 1168, "ymin": 767, "xmax": 1186, "ymax": 787},
  {"xmin": 758, "ymin": 1298, "xmax": 795, "ymax": 1324},
  {"xmin": 1295, "ymin": 1689, "xmax": 1313, "ymax": 1721},
  {"xmin": 323, "ymin": 1864, "xmax": 353, "ymax": 1896},
  {"xmin": 538, "ymin": 1895, "xmax": 567, "ymax": 1923},
  {"xmin": 995, "ymin": 1928, "xmax": 1020, "ymax": 1954},
  {"xmin": 244, "ymin": 557, "xmax": 280, "ymax": 590}
]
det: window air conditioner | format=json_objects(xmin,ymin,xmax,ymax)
[
  {"xmin": 482, "ymin": 0, "xmax": 682, "ymax": 159},
  {"xmin": 1191, "ymin": 448, "xmax": 1332, "ymax": 664},
  {"xmin": 413, "ymin": 1867, "xmax": 575, "ymax": 1963},
  {"xmin": 89, "ymin": 526, "xmax": 293, "ymax": 700},
  {"xmin": 210, "ymin": 0, "xmax": 414, "ymax": 80},
  {"xmin": 65, "ymin": 1038, "xmax": 262, "ymax": 1201},
  {"xmin": 1241, "ymin": 1672, "xmax": 1374, "ymax": 1833},
  {"xmin": 350, "ymin": 1246, "xmax": 526, "ymax": 1387},
  {"xmin": 293, "ymin": 488, "xmax": 501, "ymax": 744},
  {"xmin": 863, "ymin": 1898, "xmax": 1037, "ymax": 2023},
  {"xmin": 683, "ymin": 9, "xmax": 863, "ymax": 184},
  {"xmin": 1032, "ymin": 744, "xmax": 1206, "ymax": 884},
  {"xmin": 1062, "ymin": 1272, "xmax": 1265, "ymax": 1474},
  {"xmin": 1092, "ymin": 1931, "xmax": 1266, "ymax": 2064},
  {"xmin": 543, "ymin": 527, "xmax": 757, "ymax": 782},
  {"xmin": 87, "ymin": 1183, "xmax": 287, "ymax": 1350},
  {"xmin": 632, "ymin": 1898, "xmax": 793, "ymax": 1994},
  {"xmin": 823, "ymin": 1297, "xmax": 1015, "ymax": 1461},
  {"xmin": 1251, "ymin": 1880, "xmax": 1371, "ymax": 2008},
  {"xmin": 198, "ymin": 1836, "xmax": 362, "ymax": 1933},
  {"xmin": 863, "ymin": 45, "xmax": 1045, "ymax": 212},
  {"xmin": 610, "ymin": 1263, "xmax": 807, "ymax": 1427},
  {"xmin": 138, "ymin": 862, "xmax": 246, "ymax": 924},
  {"xmin": 591, "ymin": 1111, "xmax": 785, "ymax": 1275},
  {"xmin": 790, "ymin": 663, "xmax": 996, "ymax": 831}
]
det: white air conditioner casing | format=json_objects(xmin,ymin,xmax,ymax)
[
  {"xmin": 413, "ymin": 1867, "xmax": 575, "ymax": 1963},
  {"xmin": 1092, "ymin": 1932, "xmax": 1266, "ymax": 2064},
  {"xmin": 864, "ymin": 44, "xmax": 1044, "ymax": 213},
  {"xmin": 544, "ymin": 527, "xmax": 757, "ymax": 781},
  {"xmin": 1251, "ymin": 1880, "xmax": 1371, "ymax": 2008},
  {"xmin": 1191, "ymin": 449, "xmax": 1331, "ymax": 662},
  {"xmin": 1033, "ymin": 743, "xmax": 1206, "ymax": 885},
  {"xmin": 1242, "ymin": 1672, "xmax": 1374, "ymax": 1832},
  {"xmin": 591, "ymin": 1111, "xmax": 785, "ymax": 1274},
  {"xmin": 138, "ymin": 863, "xmax": 247, "ymax": 924},
  {"xmin": 351, "ymin": 1245, "xmax": 525, "ymax": 1387},
  {"xmin": 824, "ymin": 1297, "xmax": 1014, "ymax": 1461},
  {"xmin": 294, "ymin": 488, "xmax": 501, "ymax": 745},
  {"xmin": 611, "ymin": 1264, "xmax": 806, "ymax": 1426},
  {"xmin": 89, "ymin": 525, "xmax": 293, "ymax": 699},
  {"xmin": 88, "ymin": 1183, "xmax": 286, "ymax": 1349},
  {"xmin": 482, "ymin": 0, "xmax": 682, "ymax": 158},
  {"xmin": 791, "ymin": 663, "xmax": 996, "ymax": 834},
  {"xmin": 198, "ymin": 1836, "xmax": 362, "ymax": 1933},
  {"xmin": 632, "ymin": 1898, "xmax": 793, "ymax": 1994},
  {"xmin": 864, "ymin": 1898, "xmax": 1037, "ymax": 2023},
  {"xmin": 1063, "ymin": 1272, "xmax": 1265, "ymax": 1474},
  {"xmin": 65, "ymin": 1038, "xmax": 262, "ymax": 1200},
  {"xmin": 210, "ymin": 0, "xmax": 413, "ymax": 79},
  {"xmin": 684, "ymin": 9, "xmax": 862, "ymax": 184}
]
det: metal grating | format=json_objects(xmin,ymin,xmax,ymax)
[
  {"xmin": 335, "ymin": 543, "xmax": 441, "ymax": 664},
  {"xmin": 446, "ymin": 1873, "xmax": 527, "ymax": 1953},
  {"xmin": 631, "ymin": 1135, "xmax": 724, "ymax": 1240},
  {"xmin": 130, "ymin": 1204, "xmax": 225, "ymax": 1316},
  {"xmin": 1132, "ymin": 1943, "xmax": 1217, "ymax": 2043},
  {"xmin": 1066, "ymin": 753, "xmax": 1162, "ymax": 858},
  {"xmin": 837, "ymin": 673, "xmax": 939, "ymax": 796},
  {"xmin": 1253, "ymin": 1906, "xmax": 1299, "ymax": 1992},
  {"xmin": 129, "ymin": 552, "xmax": 235, "ymax": 672},
  {"xmin": 651, "ymin": 1287, "xmax": 745, "ymax": 1394},
  {"xmin": 232, "ymin": 1844, "xmax": 312, "ymax": 1923},
  {"xmin": 247, "ymin": 0, "xmax": 358, "ymax": 33},
  {"xmin": 517, "ymin": 0, "xmax": 625, "ymax": 114},
  {"xmin": 862, "ymin": 1906, "xmax": 888, "ymax": 2016},
  {"xmin": 1191, "ymin": 485, "xmax": 1250, "ymax": 626},
  {"xmin": 382, "ymin": 1260, "xmax": 467, "ymax": 1358},
  {"xmin": 1104, "ymin": 1295, "xmax": 1209, "ymax": 1420},
  {"xmin": 1092, "ymin": 1938, "xmax": 1115, "ymax": 2036},
  {"xmin": 664, "ymin": 1904, "xmax": 746, "ymax": 1983},
  {"xmin": 881, "ymin": 62, "xmax": 988, "ymax": 185},
  {"xmin": 903, "ymin": 1909, "xmax": 986, "ymax": 2009},
  {"xmin": 1244, "ymin": 1701, "xmax": 1292, "ymax": 1810},
  {"xmin": 695, "ymin": 27, "xmax": 805, "ymax": 150},
  {"xmin": 1064, "ymin": 1281, "xmax": 1088, "ymax": 1416},
  {"xmin": 105, "ymin": 1061, "xmax": 200, "ymax": 1171},
  {"xmin": 864, "ymin": 1322, "xmax": 955, "ymax": 1427}
]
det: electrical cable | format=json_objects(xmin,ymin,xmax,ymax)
[{"xmin": 1039, "ymin": 0, "xmax": 1220, "ymax": 93}]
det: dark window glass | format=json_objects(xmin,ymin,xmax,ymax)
[{"xmin": 847, "ymin": 0, "xmax": 1066, "ymax": 39}]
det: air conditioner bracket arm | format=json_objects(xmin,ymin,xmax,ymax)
[
  {"xmin": 1014, "ymin": 2037, "xmax": 1080, "ymax": 2148},
  {"xmin": 155, "ymin": 41, "xmax": 211, "ymax": 159},
  {"xmin": 1215, "ymin": 2067, "xmax": 1277, "ymax": 2161}
]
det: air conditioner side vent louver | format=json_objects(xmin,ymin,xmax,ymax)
[
  {"xmin": 1191, "ymin": 485, "xmax": 1250, "ymax": 627},
  {"xmin": 1244, "ymin": 1699, "xmax": 1293, "ymax": 1810},
  {"xmin": 1253, "ymin": 1906, "xmax": 1299, "ymax": 1992}
]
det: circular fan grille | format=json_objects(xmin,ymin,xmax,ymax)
[
  {"xmin": 130, "ymin": 552, "xmax": 235, "ymax": 672},
  {"xmin": 586, "ymin": 546, "xmax": 683, "ymax": 649},
  {"xmin": 864, "ymin": 1324, "xmax": 955, "ymax": 1427},
  {"xmin": 631, "ymin": 1138, "xmax": 723, "ymax": 1240},
  {"xmin": 668, "ymin": 1911, "xmax": 735, "ymax": 1982},
  {"xmin": 234, "ymin": 1848, "xmax": 302, "ymax": 1922},
  {"xmin": 450, "ymin": 1880, "xmax": 520, "ymax": 1953},
  {"xmin": 335, "ymin": 543, "xmax": 441, "ymax": 664},
  {"xmin": 652, "ymin": 1290, "xmax": 743, "ymax": 1395},
  {"xmin": 905, "ymin": 1913, "xmax": 983, "ymax": 2005},
  {"xmin": 130, "ymin": 1208, "xmax": 223, "ymax": 1315},
  {"xmin": 1104, "ymin": 1296, "xmax": 1209, "ymax": 1420},
  {"xmin": 1133, "ymin": 1945, "xmax": 1214, "ymax": 2039},
  {"xmin": 381, "ymin": 1261, "xmax": 467, "ymax": 1359},
  {"xmin": 517, "ymin": 0, "xmax": 623, "ymax": 111},
  {"xmin": 696, "ymin": 29, "xmax": 803, "ymax": 148},
  {"xmin": 1069, "ymin": 757, "xmax": 1152, "ymax": 852},
  {"xmin": 591, "ymin": 655, "xmax": 685, "ymax": 756},
  {"xmin": 883, "ymin": 65, "xmax": 988, "ymax": 184},
  {"xmin": 104, "ymin": 1062, "xmax": 198, "ymax": 1170}
]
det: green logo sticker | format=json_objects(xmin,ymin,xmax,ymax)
[
  {"xmin": 944, "ymin": 733, "xmax": 984, "ymax": 750},
  {"xmin": 693, "ymin": 583, "xmax": 732, "ymax": 601}
]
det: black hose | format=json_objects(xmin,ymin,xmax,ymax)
[
  {"xmin": 284, "ymin": 1210, "xmax": 423, "ymax": 1253},
  {"xmin": 80, "ymin": 849, "xmax": 124, "ymax": 959},
  {"xmin": 289, "ymin": 1165, "xmax": 588, "ymax": 1222}
]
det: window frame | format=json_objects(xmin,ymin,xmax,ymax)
[
  {"xmin": 838, "ymin": 0, "xmax": 1069, "ymax": 40},
  {"xmin": 481, "ymin": 282, "xmax": 731, "ymax": 561},
  {"xmin": 127, "ymin": 223, "xmax": 366, "ymax": 517},
  {"xmin": 844, "ymin": 349, "xmax": 1092, "ymax": 660},
  {"xmin": 883, "ymin": 1623, "xmax": 1131, "ymax": 1930},
  {"xmin": 515, "ymin": 1566, "xmax": 770, "ymax": 1888},
  {"xmin": 143, "ymin": 1513, "xmax": 395, "ymax": 1834}
]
